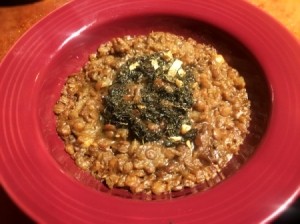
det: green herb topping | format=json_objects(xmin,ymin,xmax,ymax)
[{"xmin": 102, "ymin": 52, "xmax": 196, "ymax": 146}]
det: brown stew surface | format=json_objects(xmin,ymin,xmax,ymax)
[{"xmin": 54, "ymin": 32, "xmax": 251, "ymax": 195}]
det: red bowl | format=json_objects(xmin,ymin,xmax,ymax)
[{"xmin": 1, "ymin": 0, "xmax": 300, "ymax": 223}]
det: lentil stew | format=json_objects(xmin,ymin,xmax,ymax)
[{"xmin": 54, "ymin": 32, "xmax": 251, "ymax": 196}]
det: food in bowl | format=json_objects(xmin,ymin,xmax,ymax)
[{"xmin": 54, "ymin": 32, "xmax": 251, "ymax": 195}]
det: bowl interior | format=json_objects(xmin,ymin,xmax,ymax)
[{"xmin": 36, "ymin": 14, "xmax": 272, "ymax": 199}]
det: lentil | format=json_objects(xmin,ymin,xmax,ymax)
[{"xmin": 54, "ymin": 32, "xmax": 251, "ymax": 195}]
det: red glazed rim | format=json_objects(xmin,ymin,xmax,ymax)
[{"xmin": 1, "ymin": 0, "xmax": 300, "ymax": 223}]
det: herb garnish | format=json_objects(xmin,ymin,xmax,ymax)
[{"xmin": 103, "ymin": 52, "xmax": 196, "ymax": 146}]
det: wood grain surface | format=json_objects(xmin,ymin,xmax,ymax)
[{"xmin": 0, "ymin": 0, "xmax": 299, "ymax": 60}]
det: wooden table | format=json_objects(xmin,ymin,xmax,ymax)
[{"xmin": 0, "ymin": 0, "xmax": 299, "ymax": 223}]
